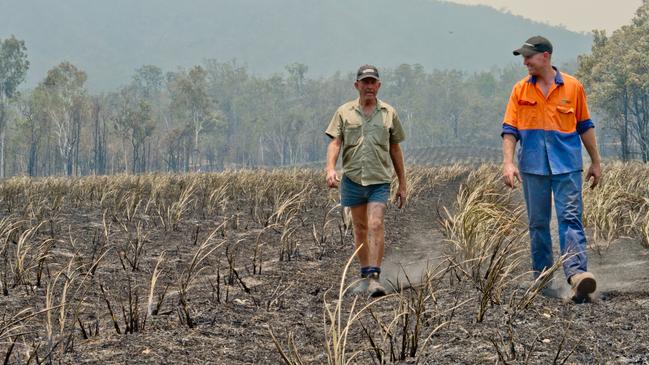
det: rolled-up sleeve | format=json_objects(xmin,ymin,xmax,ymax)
[
  {"xmin": 390, "ymin": 112, "xmax": 406, "ymax": 144},
  {"xmin": 325, "ymin": 109, "xmax": 343, "ymax": 139},
  {"xmin": 575, "ymin": 83, "xmax": 594, "ymax": 134},
  {"xmin": 502, "ymin": 86, "xmax": 521, "ymax": 140}
]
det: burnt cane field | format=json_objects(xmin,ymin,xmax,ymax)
[{"xmin": 0, "ymin": 160, "xmax": 648, "ymax": 364}]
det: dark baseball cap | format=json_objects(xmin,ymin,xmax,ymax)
[
  {"xmin": 356, "ymin": 65, "xmax": 380, "ymax": 80},
  {"xmin": 513, "ymin": 36, "xmax": 553, "ymax": 56}
]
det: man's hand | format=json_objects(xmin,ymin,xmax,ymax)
[
  {"xmin": 580, "ymin": 129, "xmax": 601, "ymax": 189},
  {"xmin": 502, "ymin": 162, "xmax": 521, "ymax": 188},
  {"xmin": 326, "ymin": 169, "xmax": 340, "ymax": 188},
  {"xmin": 389, "ymin": 143, "xmax": 407, "ymax": 209},
  {"xmin": 325, "ymin": 138, "xmax": 342, "ymax": 188},
  {"xmin": 585, "ymin": 162, "xmax": 601, "ymax": 189},
  {"xmin": 395, "ymin": 185, "xmax": 407, "ymax": 209}
]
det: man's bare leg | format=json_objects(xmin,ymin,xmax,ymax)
[
  {"xmin": 350, "ymin": 204, "xmax": 369, "ymax": 266},
  {"xmin": 366, "ymin": 202, "xmax": 386, "ymax": 267},
  {"xmin": 350, "ymin": 202, "xmax": 386, "ymax": 297}
]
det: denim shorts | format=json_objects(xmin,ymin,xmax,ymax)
[{"xmin": 340, "ymin": 175, "xmax": 390, "ymax": 207}]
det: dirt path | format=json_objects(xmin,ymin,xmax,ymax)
[
  {"xmin": 590, "ymin": 238, "xmax": 649, "ymax": 293},
  {"xmin": 381, "ymin": 229, "xmax": 448, "ymax": 292},
  {"xmin": 379, "ymin": 175, "xmax": 465, "ymax": 292},
  {"xmin": 547, "ymin": 208, "xmax": 649, "ymax": 298},
  {"xmin": 381, "ymin": 180, "xmax": 649, "ymax": 300}
]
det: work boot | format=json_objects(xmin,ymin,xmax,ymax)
[
  {"xmin": 569, "ymin": 272, "xmax": 596, "ymax": 303},
  {"xmin": 366, "ymin": 272, "xmax": 386, "ymax": 298},
  {"xmin": 346, "ymin": 277, "xmax": 369, "ymax": 296}
]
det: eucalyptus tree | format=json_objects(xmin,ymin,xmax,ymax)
[
  {"xmin": 133, "ymin": 65, "xmax": 164, "ymax": 100},
  {"xmin": 286, "ymin": 62, "xmax": 308, "ymax": 94},
  {"xmin": 203, "ymin": 60, "xmax": 250, "ymax": 166},
  {"xmin": 0, "ymin": 35, "xmax": 29, "ymax": 178},
  {"xmin": 168, "ymin": 66, "xmax": 220, "ymax": 171},
  {"xmin": 14, "ymin": 91, "xmax": 44, "ymax": 176},
  {"xmin": 38, "ymin": 62, "xmax": 88, "ymax": 175},
  {"xmin": 578, "ymin": 1, "xmax": 649, "ymax": 161},
  {"xmin": 89, "ymin": 95, "xmax": 109, "ymax": 175},
  {"xmin": 111, "ymin": 86, "xmax": 156, "ymax": 174}
]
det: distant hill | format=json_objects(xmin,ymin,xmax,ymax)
[{"xmin": 0, "ymin": 0, "xmax": 592, "ymax": 91}]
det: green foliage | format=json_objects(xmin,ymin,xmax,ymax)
[
  {"xmin": 36, "ymin": 62, "xmax": 88, "ymax": 176},
  {"xmin": 112, "ymin": 87, "xmax": 156, "ymax": 174},
  {"xmin": 132, "ymin": 65, "xmax": 163, "ymax": 100},
  {"xmin": 2, "ymin": 58, "xmax": 529, "ymax": 176},
  {"xmin": 0, "ymin": 35, "xmax": 29, "ymax": 101},
  {"xmin": 167, "ymin": 65, "xmax": 220, "ymax": 171},
  {"xmin": 0, "ymin": 35, "xmax": 29, "ymax": 177},
  {"xmin": 578, "ymin": 0, "xmax": 649, "ymax": 161}
]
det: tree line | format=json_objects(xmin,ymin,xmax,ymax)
[
  {"xmin": 1, "ymin": 2, "xmax": 648, "ymax": 177},
  {"xmin": 0, "ymin": 47, "xmax": 523, "ymax": 177},
  {"xmin": 577, "ymin": 0, "xmax": 649, "ymax": 162}
]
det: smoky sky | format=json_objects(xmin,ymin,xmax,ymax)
[{"xmin": 444, "ymin": 0, "xmax": 642, "ymax": 33}]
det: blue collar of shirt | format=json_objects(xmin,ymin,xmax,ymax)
[{"xmin": 528, "ymin": 66, "xmax": 564, "ymax": 86}]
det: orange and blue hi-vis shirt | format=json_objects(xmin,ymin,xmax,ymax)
[{"xmin": 502, "ymin": 67, "xmax": 594, "ymax": 175}]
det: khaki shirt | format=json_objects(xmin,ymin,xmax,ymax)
[{"xmin": 325, "ymin": 98, "xmax": 405, "ymax": 186}]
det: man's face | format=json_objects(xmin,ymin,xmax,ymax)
[
  {"xmin": 523, "ymin": 52, "xmax": 550, "ymax": 76},
  {"xmin": 354, "ymin": 78, "xmax": 381, "ymax": 99}
]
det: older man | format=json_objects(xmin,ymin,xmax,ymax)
[
  {"xmin": 502, "ymin": 36, "xmax": 602, "ymax": 302},
  {"xmin": 325, "ymin": 65, "xmax": 406, "ymax": 297}
]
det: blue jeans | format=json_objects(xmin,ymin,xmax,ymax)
[{"xmin": 521, "ymin": 171, "xmax": 587, "ymax": 281}]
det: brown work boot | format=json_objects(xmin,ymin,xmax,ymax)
[
  {"xmin": 366, "ymin": 272, "xmax": 386, "ymax": 298},
  {"xmin": 569, "ymin": 272, "xmax": 596, "ymax": 303}
]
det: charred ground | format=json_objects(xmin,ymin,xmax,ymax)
[{"xmin": 0, "ymin": 164, "xmax": 648, "ymax": 364}]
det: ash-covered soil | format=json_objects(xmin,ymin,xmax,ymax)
[{"xmin": 0, "ymin": 169, "xmax": 647, "ymax": 365}]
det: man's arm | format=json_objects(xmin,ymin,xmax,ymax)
[
  {"xmin": 389, "ymin": 143, "xmax": 407, "ymax": 209},
  {"xmin": 501, "ymin": 84, "xmax": 522, "ymax": 188},
  {"xmin": 325, "ymin": 137, "xmax": 342, "ymax": 188},
  {"xmin": 502, "ymin": 134, "xmax": 521, "ymax": 188},
  {"xmin": 580, "ymin": 128, "xmax": 601, "ymax": 189}
]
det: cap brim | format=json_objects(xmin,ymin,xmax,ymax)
[
  {"xmin": 357, "ymin": 75, "xmax": 379, "ymax": 80},
  {"xmin": 513, "ymin": 47, "xmax": 539, "ymax": 57}
]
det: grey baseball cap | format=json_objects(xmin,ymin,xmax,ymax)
[
  {"xmin": 356, "ymin": 64, "xmax": 380, "ymax": 80},
  {"xmin": 513, "ymin": 36, "xmax": 553, "ymax": 56}
]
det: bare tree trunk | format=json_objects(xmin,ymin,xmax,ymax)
[
  {"xmin": 0, "ymin": 103, "xmax": 5, "ymax": 179},
  {"xmin": 46, "ymin": 132, "xmax": 52, "ymax": 175},
  {"xmin": 145, "ymin": 140, "xmax": 150, "ymax": 172},
  {"xmin": 101, "ymin": 113, "xmax": 107, "ymax": 174},
  {"xmin": 74, "ymin": 109, "xmax": 81, "ymax": 176},
  {"xmin": 184, "ymin": 136, "xmax": 190, "ymax": 172},
  {"xmin": 630, "ymin": 91, "xmax": 649, "ymax": 162},
  {"xmin": 640, "ymin": 94, "xmax": 649, "ymax": 162},
  {"xmin": 259, "ymin": 135, "xmax": 264, "ymax": 165},
  {"xmin": 121, "ymin": 139, "xmax": 128, "ymax": 174},
  {"xmin": 0, "ymin": 130, "xmax": 4, "ymax": 179},
  {"xmin": 92, "ymin": 100, "xmax": 101, "ymax": 174},
  {"xmin": 194, "ymin": 121, "xmax": 200, "ymax": 171},
  {"xmin": 622, "ymin": 90, "xmax": 630, "ymax": 161},
  {"xmin": 28, "ymin": 121, "xmax": 38, "ymax": 176}
]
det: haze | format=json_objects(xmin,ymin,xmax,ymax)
[{"xmin": 444, "ymin": 0, "xmax": 643, "ymax": 33}]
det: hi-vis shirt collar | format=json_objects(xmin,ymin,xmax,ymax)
[{"xmin": 528, "ymin": 66, "xmax": 564, "ymax": 86}]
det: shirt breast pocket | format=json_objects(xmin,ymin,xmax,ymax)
[
  {"xmin": 555, "ymin": 106, "xmax": 576, "ymax": 132},
  {"xmin": 343, "ymin": 124, "xmax": 362, "ymax": 147},
  {"xmin": 517, "ymin": 99, "xmax": 538, "ymax": 125},
  {"xmin": 367, "ymin": 123, "xmax": 390, "ymax": 151}
]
